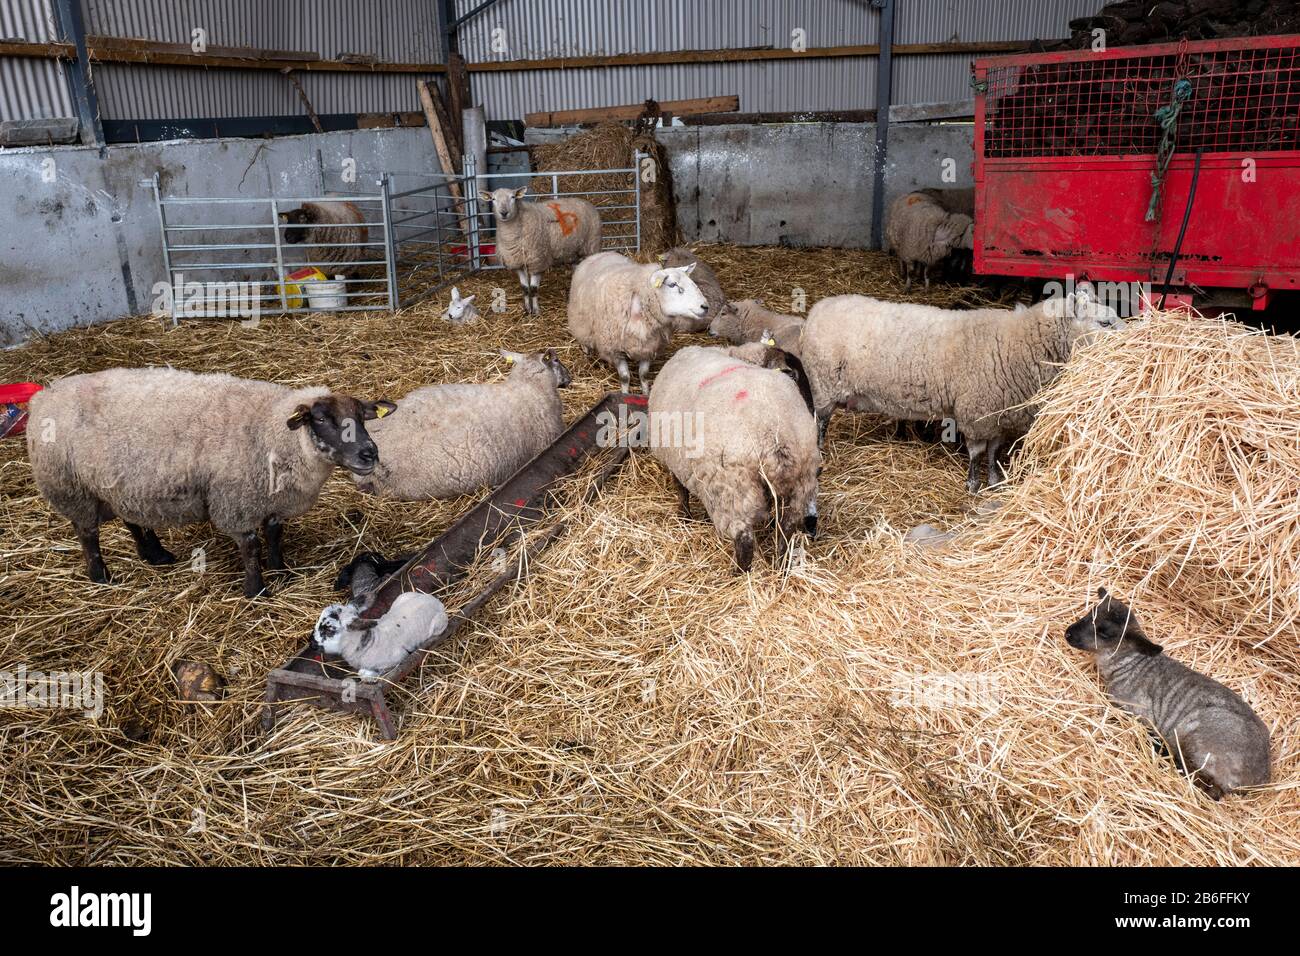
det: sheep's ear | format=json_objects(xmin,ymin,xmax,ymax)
[
  {"xmin": 462, "ymin": 294, "xmax": 475, "ymax": 306},
  {"xmin": 512, "ymin": 186, "xmax": 528, "ymax": 199},
  {"xmin": 500, "ymin": 349, "xmax": 524, "ymax": 365},
  {"xmin": 287, "ymin": 404, "xmax": 311, "ymax": 430},
  {"xmin": 278, "ymin": 212, "xmax": 289, "ymax": 223},
  {"xmin": 450, "ymin": 286, "xmax": 461, "ymax": 302},
  {"xmin": 1097, "ymin": 586, "xmax": 1109, "ymax": 599},
  {"xmin": 682, "ymin": 262, "xmax": 697, "ymax": 276},
  {"xmin": 362, "ymin": 400, "xmax": 397, "ymax": 421},
  {"xmin": 477, "ymin": 190, "xmax": 494, "ymax": 204},
  {"xmin": 542, "ymin": 347, "xmax": 557, "ymax": 363}
]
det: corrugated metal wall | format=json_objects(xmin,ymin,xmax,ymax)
[
  {"xmin": 82, "ymin": 0, "xmax": 444, "ymax": 119},
  {"xmin": 0, "ymin": 0, "xmax": 73, "ymax": 122},
  {"xmin": 1, "ymin": 1, "xmax": 1105, "ymax": 127},
  {"xmin": 458, "ymin": 0, "xmax": 1102, "ymax": 122}
]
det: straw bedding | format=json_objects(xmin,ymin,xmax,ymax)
[{"xmin": 0, "ymin": 246, "xmax": 1294, "ymax": 865}]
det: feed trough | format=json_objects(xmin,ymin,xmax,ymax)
[{"xmin": 262, "ymin": 392, "xmax": 644, "ymax": 738}]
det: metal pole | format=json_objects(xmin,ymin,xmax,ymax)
[
  {"xmin": 869, "ymin": 0, "xmax": 895, "ymax": 250},
  {"xmin": 465, "ymin": 154, "xmax": 481, "ymax": 272},
  {"xmin": 270, "ymin": 199, "xmax": 289, "ymax": 311},
  {"xmin": 379, "ymin": 175, "xmax": 400, "ymax": 309},
  {"xmin": 52, "ymin": 0, "xmax": 104, "ymax": 149},
  {"xmin": 633, "ymin": 149, "xmax": 643, "ymax": 254},
  {"xmin": 145, "ymin": 174, "xmax": 178, "ymax": 324}
]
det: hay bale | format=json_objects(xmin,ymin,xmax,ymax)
[{"xmin": 530, "ymin": 122, "xmax": 679, "ymax": 256}]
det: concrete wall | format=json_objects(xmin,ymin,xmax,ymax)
[
  {"xmin": 528, "ymin": 122, "xmax": 975, "ymax": 249},
  {"xmin": 0, "ymin": 127, "xmax": 439, "ymax": 347}
]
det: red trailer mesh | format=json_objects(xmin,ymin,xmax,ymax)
[{"xmin": 984, "ymin": 43, "xmax": 1300, "ymax": 157}]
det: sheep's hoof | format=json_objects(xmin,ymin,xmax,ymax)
[
  {"xmin": 803, "ymin": 515, "xmax": 818, "ymax": 539},
  {"xmin": 88, "ymin": 564, "xmax": 112, "ymax": 585},
  {"xmin": 965, "ymin": 477, "xmax": 983, "ymax": 495},
  {"xmin": 243, "ymin": 580, "xmax": 271, "ymax": 599},
  {"xmin": 143, "ymin": 548, "xmax": 178, "ymax": 566}
]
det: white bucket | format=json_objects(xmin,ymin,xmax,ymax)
[{"xmin": 307, "ymin": 275, "xmax": 348, "ymax": 311}]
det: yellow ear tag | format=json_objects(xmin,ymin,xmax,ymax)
[
  {"xmin": 376, "ymin": 405, "xmax": 392, "ymax": 418},
  {"xmin": 653, "ymin": 274, "xmax": 664, "ymax": 288},
  {"xmin": 763, "ymin": 337, "xmax": 776, "ymax": 347},
  {"xmin": 505, "ymin": 355, "xmax": 515, "ymax": 364}
]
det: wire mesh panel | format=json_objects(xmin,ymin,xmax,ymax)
[
  {"xmin": 983, "ymin": 35, "xmax": 1300, "ymax": 158},
  {"xmin": 466, "ymin": 151, "xmax": 644, "ymax": 271}
]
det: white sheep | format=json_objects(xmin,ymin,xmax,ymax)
[
  {"xmin": 478, "ymin": 186, "xmax": 602, "ymax": 315},
  {"xmin": 313, "ymin": 591, "xmax": 449, "ymax": 680},
  {"xmin": 567, "ymin": 251, "xmax": 708, "ymax": 393},
  {"xmin": 355, "ymin": 349, "xmax": 571, "ymax": 500},
  {"xmin": 27, "ymin": 367, "xmax": 395, "ymax": 596},
  {"xmin": 659, "ymin": 247, "xmax": 729, "ymax": 332},
  {"xmin": 708, "ymin": 298, "xmax": 804, "ymax": 356},
  {"xmin": 883, "ymin": 190, "xmax": 974, "ymax": 290},
  {"xmin": 798, "ymin": 282, "xmax": 1123, "ymax": 491},
  {"xmin": 649, "ymin": 342, "xmax": 821, "ymax": 571},
  {"xmin": 441, "ymin": 286, "xmax": 480, "ymax": 325}
]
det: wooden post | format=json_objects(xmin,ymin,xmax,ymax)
[{"xmin": 418, "ymin": 79, "xmax": 470, "ymax": 241}]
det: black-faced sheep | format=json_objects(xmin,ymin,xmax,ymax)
[
  {"xmin": 1066, "ymin": 588, "xmax": 1271, "ymax": 799},
  {"xmin": 659, "ymin": 247, "xmax": 729, "ymax": 332},
  {"xmin": 279, "ymin": 200, "xmax": 370, "ymax": 274},
  {"xmin": 355, "ymin": 349, "xmax": 571, "ymax": 500},
  {"xmin": 883, "ymin": 190, "xmax": 973, "ymax": 290},
  {"xmin": 798, "ymin": 282, "xmax": 1124, "ymax": 491},
  {"xmin": 568, "ymin": 252, "xmax": 708, "ymax": 394},
  {"xmin": 478, "ymin": 186, "xmax": 602, "ymax": 315},
  {"xmin": 648, "ymin": 342, "xmax": 821, "ymax": 571},
  {"xmin": 27, "ymin": 367, "xmax": 394, "ymax": 597}
]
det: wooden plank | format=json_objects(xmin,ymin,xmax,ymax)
[
  {"xmin": 90, "ymin": 35, "xmax": 318, "ymax": 60},
  {"xmin": 469, "ymin": 41, "xmax": 1051, "ymax": 73},
  {"xmin": 888, "ymin": 99, "xmax": 976, "ymax": 123},
  {"xmin": 525, "ymin": 95, "xmax": 739, "ymax": 128},
  {"xmin": 418, "ymin": 79, "xmax": 468, "ymax": 237},
  {"xmin": 446, "ymin": 51, "xmax": 470, "ymax": 135}
]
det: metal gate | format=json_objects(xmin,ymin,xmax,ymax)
[{"xmin": 148, "ymin": 151, "xmax": 644, "ymax": 321}]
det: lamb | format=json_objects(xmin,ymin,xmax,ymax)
[
  {"xmin": 798, "ymin": 282, "xmax": 1123, "ymax": 491},
  {"xmin": 313, "ymin": 590, "xmax": 449, "ymax": 680},
  {"xmin": 568, "ymin": 252, "xmax": 708, "ymax": 393},
  {"xmin": 333, "ymin": 551, "xmax": 410, "ymax": 596},
  {"xmin": 27, "ymin": 367, "xmax": 395, "ymax": 597},
  {"xmin": 708, "ymin": 298, "xmax": 804, "ymax": 356},
  {"xmin": 279, "ymin": 200, "xmax": 370, "ymax": 273},
  {"xmin": 478, "ymin": 186, "xmax": 602, "ymax": 315},
  {"xmin": 1066, "ymin": 588, "xmax": 1271, "ymax": 799},
  {"xmin": 355, "ymin": 348, "xmax": 572, "ymax": 500},
  {"xmin": 883, "ymin": 190, "xmax": 974, "ymax": 289},
  {"xmin": 659, "ymin": 247, "xmax": 729, "ymax": 332},
  {"xmin": 441, "ymin": 286, "xmax": 480, "ymax": 325},
  {"xmin": 648, "ymin": 342, "xmax": 821, "ymax": 571}
]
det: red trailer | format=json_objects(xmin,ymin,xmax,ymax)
[{"xmin": 972, "ymin": 35, "xmax": 1300, "ymax": 310}]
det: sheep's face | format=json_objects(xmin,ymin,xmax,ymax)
[
  {"xmin": 1065, "ymin": 588, "xmax": 1162, "ymax": 656},
  {"xmin": 659, "ymin": 247, "xmax": 697, "ymax": 270},
  {"xmin": 479, "ymin": 187, "xmax": 528, "ymax": 223},
  {"xmin": 287, "ymin": 395, "xmax": 397, "ymax": 476},
  {"xmin": 279, "ymin": 207, "xmax": 315, "ymax": 245},
  {"xmin": 936, "ymin": 213, "xmax": 973, "ymax": 255},
  {"xmin": 1056, "ymin": 281, "xmax": 1126, "ymax": 332},
  {"xmin": 540, "ymin": 348, "xmax": 573, "ymax": 388},
  {"xmin": 313, "ymin": 603, "xmax": 348, "ymax": 653},
  {"xmin": 445, "ymin": 286, "xmax": 477, "ymax": 322},
  {"xmin": 652, "ymin": 264, "xmax": 708, "ymax": 323},
  {"xmin": 707, "ymin": 301, "xmax": 744, "ymax": 340}
]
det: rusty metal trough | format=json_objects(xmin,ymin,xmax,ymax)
[{"xmin": 262, "ymin": 391, "xmax": 644, "ymax": 739}]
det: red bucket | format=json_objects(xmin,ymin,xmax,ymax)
[{"xmin": 0, "ymin": 382, "xmax": 43, "ymax": 438}]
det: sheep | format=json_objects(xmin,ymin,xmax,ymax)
[
  {"xmin": 354, "ymin": 349, "xmax": 572, "ymax": 500},
  {"xmin": 708, "ymin": 298, "xmax": 804, "ymax": 356},
  {"xmin": 279, "ymin": 200, "xmax": 370, "ymax": 274},
  {"xmin": 333, "ymin": 551, "xmax": 410, "ymax": 597},
  {"xmin": 441, "ymin": 286, "xmax": 480, "ymax": 325},
  {"xmin": 659, "ymin": 247, "xmax": 729, "ymax": 332},
  {"xmin": 313, "ymin": 591, "xmax": 448, "ymax": 680},
  {"xmin": 568, "ymin": 251, "xmax": 708, "ymax": 394},
  {"xmin": 798, "ymin": 282, "xmax": 1124, "ymax": 492},
  {"xmin": 883, "ymin": 190, "xmax": 974, "ymax": 290},
  {"xmin": 27, "ymin": 367, "xmax": 395, "ymax": 597},
  {"xmin": 478, "ymin": 186, "xmax": 602, "ymax": 315},
  {"xmin": 1066, "ymin": 588, "xmax": 1271, "ymax": 799},
  {"xmin": 917, "ymin": 187, "xmax": 975, "ymax": 217},
  {"xmin": 918, "ymin": 187, "xmax": 977, "ymax": 281},
  {"xmin": 648, "ymin": 342, "xmax": 821, "ymax": 571}
]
